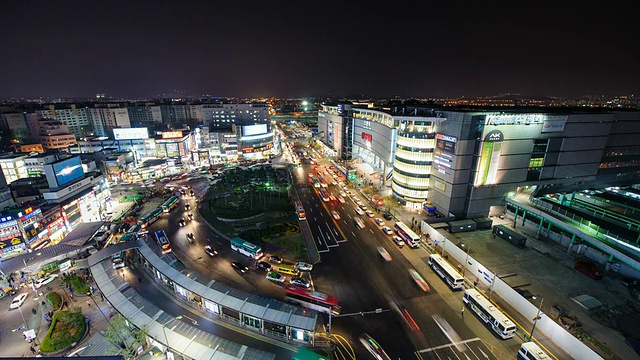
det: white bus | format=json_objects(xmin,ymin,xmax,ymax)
[
  {"xmin": 429, "ymin": 254, "xmax": 465, "ymax": 290},
  {"xmin": 394, "ymin": 222, "xmax": 421, "ymax": 248},
  {"xmin": 462, "ymin": 288, "xmax": 516, "ymax": 339},
  {"xmin": 517, "ymin": 342, "xmax": 551, "ymax": 360}
]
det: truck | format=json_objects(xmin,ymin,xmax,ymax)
[{"xmin": 492, "ymin": 224, "xmax": 526, "ymax": 248}]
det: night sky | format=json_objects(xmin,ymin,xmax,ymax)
[{"xmin": 1, "ymin": 1, "xmax": 637, "ymax": 99}]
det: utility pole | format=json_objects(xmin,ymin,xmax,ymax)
[{"xmin": 326, "ymin": 308, "xmax": 388, "ymax": 337}]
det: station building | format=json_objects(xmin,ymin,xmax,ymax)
[{"xmin": 318, "ymin": 103, "xmax": 640, "ymax": 219}]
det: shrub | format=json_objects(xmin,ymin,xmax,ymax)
[
  {"xmin": 60, "ymin": 274, "xmax": 90, "ymax": 294},
  {"xmin": 46, "ymin": 291, "xmax": 62, "ymax": 309},
  {"xmin": 40, "ymin": 308, "xmax": 86, "ymax": 353}
]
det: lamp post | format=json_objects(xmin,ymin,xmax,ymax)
[
  {"xmin": 162, "ymin": 315, "xmax": 183, "ymax": 353},
  {"xmin": 461, "ymin": 244, "xmax": 470, "ymax": 278},
  {"xmin": 529, "ymin": 296, "xmax": 544, "ymax": 341}
]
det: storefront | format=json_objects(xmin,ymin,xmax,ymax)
[{"xmin": 0, "ymin": 216, "xmax": 27, "ymax": 259}]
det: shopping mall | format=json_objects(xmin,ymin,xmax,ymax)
[{"xmin": 317, "ymin": 103, "xmax": 640, "ymax": 219}]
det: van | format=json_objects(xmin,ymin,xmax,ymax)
[{"xmin": 575, "ymin": 260, "xmax": 604, "ymax": 280}]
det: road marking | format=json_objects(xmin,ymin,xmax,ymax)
[
  {"xmin": 369, "ymin": 229, "xmax": 374, "ymax": 234},
  {"xmin": 351, "ymin": 231, "xmax": 356, "ymax": 237}
]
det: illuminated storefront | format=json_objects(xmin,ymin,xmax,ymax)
[
  {"xmin": 155, "ymin": 131, "xmax": 192, "ymax": 160},
  {"xmin": 0, "ymin": 216, "xmax": 26, "ymax": 259}
]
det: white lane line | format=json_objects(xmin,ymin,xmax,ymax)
[
  {"xmin": 316, "ymin": 226, "xmax": 325, "ymax": 246},
  {"xmin": 369, "ymin": 229, "xmax": 374, "ymax": 234},
  {"xmin": 351, "ymin": 231, "xmax": 356, "ymax": 237}
]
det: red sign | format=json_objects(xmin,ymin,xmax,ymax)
[{"xmin": 362, "ymin": 133, "xmax": 372, "ymax": 142}]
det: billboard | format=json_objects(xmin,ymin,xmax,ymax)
[
  {"xmin": 436, "ymin": 134, "xmax": 457, "ymax": 153},
  {"xmin": 475, "ymin": 130, "xmax": 504, "ymax": 186},
  {"xmin": 162, "ymin": 131, "xmax": 183, "ymax": 139},
  {"xmin": 113, "ymin": 127, "xmax": 149, "ymax": 140},
  {"xmin": 53, "ymin": 156, "xmax": 84, "ymax": 187},
  {"xmin": 242, "ymin": 124, "xmax": 268, "ymax": 136}
]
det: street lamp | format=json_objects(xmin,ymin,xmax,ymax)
[
  {"xmin": 162, "ymin": 315, "xmax": 183, "ymax": 353},
  {"xmin": 528, "ymin": 296, "xmax": 544, "ymax": 341}
]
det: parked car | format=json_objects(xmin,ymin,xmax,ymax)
[
  {"xmin": 365, "ymin": 210, "xmax": 375, "ymax": 217},
  {"xmin": 374, "ymin": 218, "xmax": 384, "ymax": 226},
  {"xmin": 290, "ymin": 276, "xmax": 311, "ymax": 288},
  {"xmin": 10, "ymin": 293, "xmax": 28, "ymax": 309},
  {"xmin": 355, "ymin": 208, "xmax": 365, "ymax": 216},
  {"xmin": 266, "ymin": 272, "xmax": 285, "ymax": 283},
  {"xmin": 257, "ymin": 261, "xmax": 272, "ymax": 271},
  {"xmin": 204, "ymin": 245, "xmax": 217, "ymax": 257},
  {"xmin": 269, "ymin": 255, "xmax": 283, "ymax": 264},
  {"xmin": 575, "ymin": 260, "xmax": 604, "ymax": 280},
  {"xmin": 295, "ymin": 262, "xmax": 313, "ymax": 271},
  {"xmin": 381, "ymin": 226, "xmax": 393, "ymax": 235},
  {"xmin": 35, "ymin": 274, "xmax": 59, "ymax": 289},
  {"xmin": 383, "ymin": 213, "xmax": 393, "ymax": 221},
  {"xmin": 231, "ymin": 261, "xmax": 248, "ymax": 274}
]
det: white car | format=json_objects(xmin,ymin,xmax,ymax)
[
  {"xmin": 355, "ymin": 208, "xmax": 365, "ymax": 216},
  {"xmin": 35, "ymin": 274, "xmax": 59, "ymax": 289},
  {"xmin": 339, "ymin": 191, "xmax": 347, "ymax": 197},
  {"xmin": 10, "ymin": 293, "xmax": 28, "ymax": 309},
  {"xmin": 365, "ymin": 210, "xmax": 375, "ymax": 218},
  {"xmin": 337, "ymin": 196, "xmax": 346, "ymax": 204},
  {"xmin": 374, "ymin": 218, "xmax": 385, "ymax": 226},
  {"xmin": 381, "ymin": 226, "xmax": 393, "ymax": 235},
  {"xmin": 295, "ymin": 262, "xmax": 313, "ymax": 271},
  {"xmin": 331, "ymin": 210, "xmax": 341, "ymax": 220}
]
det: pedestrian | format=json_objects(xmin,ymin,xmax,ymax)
[
  {"xmin": 30, "ymin": 346, "xmax": 36, "ymax": 354},
  {"xmin": 87, "ymin": 300, "xmax": 91, "ymax": 307},
  {"xmin": 461, "ymin": 306, "xmax": 465, "ymax": 317}
]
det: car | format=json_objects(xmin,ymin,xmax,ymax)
[
  {"xmin": 185, "ymin": 203, "xmax": 191, "ymax": 211},
  {"xmin": 355, "ymin": 208, "xmax": 365, "ymax": 216},
  {"xmin": 359, "ymin": 333, "xmax": 391, "ymax": 360},
  {"xmin": 187, "ymin": 213, "xmax": 194, "ymax": 221},
  {"xmin": 331, "ymin": 180, "xmax": 338, "ymax": 186},
  {"xmin": 374, "ymin": 218, "xmax": 384, "ymax": 226},
  {"xmin": 231, "ymin": 261, "xmax": 249, "ymax": 274},
  {"xmin": 329, "ymin": 194, "xmax": 336, "ymax": 201},
  {"xmin": 257, "ymin": 261, "xmax": 272, "ymax": 271},
  {"xmin": 295, "ymin": 262, "xmax": 313, "ymax": 271},
  {"xmin": 377, "ymin": 246, "xmax": 392, "ymax": 262},
  {"xmin": 339, "ymin": 191, "xmax": 347, "ymax": 197},
  {"xmin": 331, "ymin": 210, "xmax": 341, "ymax": 220},
  {"xmin": 10, "ymin": 293, "xmax": 28, "ymax": 309},
  {"xmin": 290, "ymin": 276, "xmax": 311, "ymax": 288},
  {"xmin": 266, "ymin": 272, "xmax": 285, "ymax": 283},
  {"xmin": 575, "ymin": 260, "xmax": 604, "ymax": 280},
  {"xmin": 392, "ymin": 236, "xmax": 405, "ymax": 248},
  {"xmin": 383, "ymin": 213, "xmax": 393, "ymax": 221},
  {"xmin": 204, "ymin": 245, "xmax": 217, "ymax": 257},
  {"xmin": 381, "ymin": 226, "xmax": 393, "ymax": 235},
  {"xmin": 337, "ymin": 196, "xmax": 346, "ymax": 204},
  {"xmin": 187, "ymin": 233, "xmax": 195, "ymax": 243},
  {"xmin": 35, "ymin": 274, "xmax": 59, "ymax": 289},
  {"xmin": 355, "ymin": 218, "xmax": 366, "ymax": 229},
  {"xmin": 269, "ymin": 255, "xmax": 283, "ymax": 264},
  {"xmin": 178, "ymin": 218, "xmax": 186, "ymax": 227},
  {"xmin": 409, "ymin": 269, "xmax": 430, "ymax": 291},
  {"xmin": 160, "ymin": 177, "xmax": 171, "ymax": 183},
  {"xmin": 365, "ymin": 210, "xmax": 375, "ymax": 217}
]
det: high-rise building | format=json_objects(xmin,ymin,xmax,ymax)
[
  {"xmin": 89, "ymin": 107, "xmax": 131, "ymax": 137},
  {"xmin": 0, "ymin": 113, "xmax": 30, "ymax": 144},
  {"xmin": 36, "ymin": 105, "xmax": 92, "ymax": 139},
  {"xmin": 126, "ymin": 103, "xmax": 163, "ymax": 129}
]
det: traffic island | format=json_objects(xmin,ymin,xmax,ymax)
[{"xmin": 39, "ymin": 307, "xmax": 87, "ymax": 354}]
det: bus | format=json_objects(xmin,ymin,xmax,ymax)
[
  {"xmin": 276, "ymin": 264, "xmax": 300, "ymax": 276},
  {"xmin": 284, "ymin": 286, "xmax": 341, "ymax": 315},
  {"xmin": 295, "ymin": 200, "xmax": 306, "ymax": 221},
  {"xmin": 517, "ymin": 342, "xmax": 551, "ymax": 360},
  {"xmin": 293, "ymin": 348, "xmax": 329, "ymax": 360},
  {"xmin": 394, "ymin": 222, "xmax": 421, "ymax": 248},
  {"xmin": 428, "ymin": 254, "xmax": 465, "ymax": 290},
  {"xmin": 127, "ymin": 224, "xmax": 141, "ymax": 235},
  {"xmin": 139, "ymin": 208, "xmax": 162, "ymax": 228},
  {"xmin": 154, "ymin": 230, "xmax": 172, "ymax": 254},
  {"xmin": 230, "ymin": 237, "xmax": 263, "ymax": 260},
  {"xmin": 462, "ymin": 288, "xmax": 516, "ymax": 339},
  {"xmin": 318, "ymin": 188, "xmax": 330, "ymax": 202},
  {"xmin": 309, "ymin": 176, "xmax": 320, "ymax": 188},
  {"xmin": 112, "ymin": 251, "xmax": 125, "ymax": 269},
  {"xmin": 162, "ymin": 196, "xmax": 180, "ymax": 213},
  {"xmin": 118, "ymin": 233, "xmax": 137, "ymax": 243}
]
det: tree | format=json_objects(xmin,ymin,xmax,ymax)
[{"xmin": 104, "ymin": 314, "xmax": 147, "ymax": 359}]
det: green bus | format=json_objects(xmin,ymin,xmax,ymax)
[
  {"xmin": 138, "ymin": 208, "xmax": 162, "ymax": 228},
  {"xmin": 230, "ymin": 237, "xmax": 263, "ymax": 260},
  {"xmin": 162, "ymin": 196, "xmax": 180, "ymax": 213}
]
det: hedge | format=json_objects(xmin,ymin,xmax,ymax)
[{"xmin": 40, "ymin": 309, "xmax": 86, "ymax": 353}]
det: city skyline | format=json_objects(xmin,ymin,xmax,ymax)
[{"xmin": 0, "ymin": 1, "xmax": 637, "ymax": 99}]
